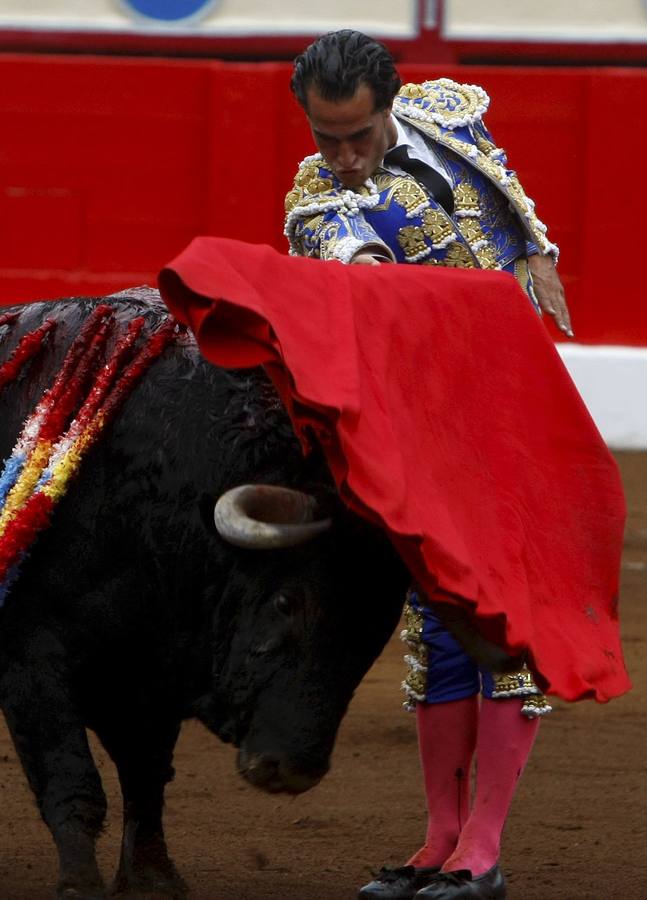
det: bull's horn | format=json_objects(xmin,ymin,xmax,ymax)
[{"xmin": 214, "ymin": 484, "xmax": 332, "ymax": 549}]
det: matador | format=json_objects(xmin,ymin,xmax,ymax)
[{"xmin": 286, "ymin": 29, "xmax": 572, "ymax": 900}]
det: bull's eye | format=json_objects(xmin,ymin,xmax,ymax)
[{"xmin": 273, "ymin": 593, "xmax": 294, "ymax": 615}]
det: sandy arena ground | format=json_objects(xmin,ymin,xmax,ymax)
[{"xmin": 0, "ymin": 452, "xmax": 645, "ymax": 900}]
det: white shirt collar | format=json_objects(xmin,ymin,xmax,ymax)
[
  {"xmin": 390, "ymin": 115, "xmax": 412, "ymax": 152},
  {"xmin": 382, "ymin": 114, "xmax": 452, "ymax": 187}
]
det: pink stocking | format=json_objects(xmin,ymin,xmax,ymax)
[
  {"xmin": 442, "ymin": 697, "xmax": 540, "ymax": 876},
  {"xmin": 407, "ymin": 696, "xmax": 479, "ymax": 869}
]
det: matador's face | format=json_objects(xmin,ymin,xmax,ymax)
[{"xmin": 305, "ymin": 83, "xmax": 397, "ymax": 189}]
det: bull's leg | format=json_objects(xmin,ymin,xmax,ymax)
[
  {"xmin": 96, "ymin": 715, "xmax": 186, "ymax": 898},
  {"xmin": 0, "ymin": 631, "xmax": 107, "ymax": 899}
]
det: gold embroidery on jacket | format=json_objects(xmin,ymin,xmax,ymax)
[
  {"xmin": 476, "ymin": 133, "xmax": 497, "ymax": 156},
  {"xmin": 454, "ymin": 183, "xmax": 481, "ymax": 214},
  {"xmin": 397, "ymin": 225, "xmax": 428, "ymax": 259},
  {"xmin": 444, "ymin": 243, "xmax": 476, "ymax": 268},
  {"xmin": 399, "ymin": 82, "xmax": 428, "ymax": 100},
  {"xmin": 294, "ymin": 163, "xmax": 333, "ymax": 193},
  {"xmin": 396, "ymin": 79, "xmax": 489, "ymax": 129},
  {"xmin": 389, "ymin": 87, "xmax": 556, "ymax": 255},
  {"xmin": 474, "ymin": 245, "xmax": 499, "ymax": 269},
  {"xmin": 393, "ymin": 179, "xmax": 429, "ymax": 216},
  {"xmin": 422, "ymin": 208, "xmax": 455, "ymax": 246},
  {"xmin": 456, "ymin": 217, "xmax": 484, "ymax": 245}
]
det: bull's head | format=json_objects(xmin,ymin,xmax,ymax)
[{"xmin": 195, "ymin": 483, "xmax": 408, "ymax": 795}]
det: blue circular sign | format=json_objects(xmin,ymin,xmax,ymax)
[{"xmin": 121, "ymin": 0, "xmax": 217, "ymax": 23}]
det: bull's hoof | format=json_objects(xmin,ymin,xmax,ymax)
[
  {"xmin": 58, "ymin": 887, "xmax": 107, "ymax": 900},
  {"xmin": 112, "ymin": 834, "xmax": 188, "ymax": 900},
  {"xmin": 112, "ymin": 894, "xmax": 186, "ymax": 900},
  {"xmin": 111, "ymin": 870, "xmax": 188, "ymax": 900}
]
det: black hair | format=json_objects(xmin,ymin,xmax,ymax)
[{"xmin": 291, "ymin": 30, "xmax": 401, "ymax": 112}]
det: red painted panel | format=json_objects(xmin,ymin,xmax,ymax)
[
  {"xmin": 204, "ymin": 63, "xmax": 286, "ymax": 245},
  {"xmin": 1, "ymin": 188, "xmax": 82, "ymax": 269},
  {"xmin": 0, "ymin": 55, "xmax": 645, "ymax": 348},
  {"xmin": 0, "ymin": 54, "xmax": 208, "ymax": 116},
  {"xmin": 0, "ymin": 55, "xmax": 213, "ymax": 289},
  {"xmin": 578, "ymin": 70, "xmax": 646, "ymax": 345}
]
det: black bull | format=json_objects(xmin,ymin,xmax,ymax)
[
  {"xmin": 0, "ymin": 291, "xmax": 516, "ymax": 899},
  {"xmin": 0, "ymin": 292, "xmax": 410, "ymax": 899}
]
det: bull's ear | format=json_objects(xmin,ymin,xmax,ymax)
[{"xmin": 198, "ymin": 493, "xmax": 218, "ymax": 533}]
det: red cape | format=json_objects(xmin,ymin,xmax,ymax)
[{"xmin": 159, "ymin": 237, "xmax": 630, "ymax": 703}]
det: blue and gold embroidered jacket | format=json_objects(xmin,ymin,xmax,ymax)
[{"xmin": 284, "ymin": 79, "xmax": 558, "ymax": 272}]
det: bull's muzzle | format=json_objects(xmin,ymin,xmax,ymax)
[{"xmin": 237, "ymin": 747, "xmax": 328, "ymax": 794}]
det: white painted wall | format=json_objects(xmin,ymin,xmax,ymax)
[
  {"xmin": 445, "ymin": 0, "xmax": 647, "ymax": 43},
  {"xmin": 0, "ymin": 0, "xmax": 417, "ymax": 37},
  {"xmin": 557, "ymin": 345, "xmax": 647, "ymax": 450}
]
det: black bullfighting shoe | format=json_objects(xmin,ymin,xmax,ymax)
[
  {"xmin": 413, "ymin": 865, "xmax": 506, "ymax": 899},
  {"xmin": 358, "ymin": 865, "xmax": 441, "ymax": 899}
]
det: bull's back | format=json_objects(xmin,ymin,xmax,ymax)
[
  {"xmin": 0, "ymin": 291, "xmax": 173, "ymax": 456},
  {"xmin": 0, "ymin": 290, "xmax": 304, "ymax": 639},
  {"xmin": 0, "ymin": 292, "xmax": 219, "ymax": 631}
]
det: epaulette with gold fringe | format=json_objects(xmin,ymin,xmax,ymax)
[{"xmin": 395, "ymin": 78, "xmax": 490, "ymax": 130}]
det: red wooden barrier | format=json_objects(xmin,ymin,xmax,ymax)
[{"xmin": 0, "ymin": 54, "xmax": 645, "ymax": 345}]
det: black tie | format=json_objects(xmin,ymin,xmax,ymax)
[{"xmin": 384, "ymin": 144, "xmax": 454, "ymax": 216}]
